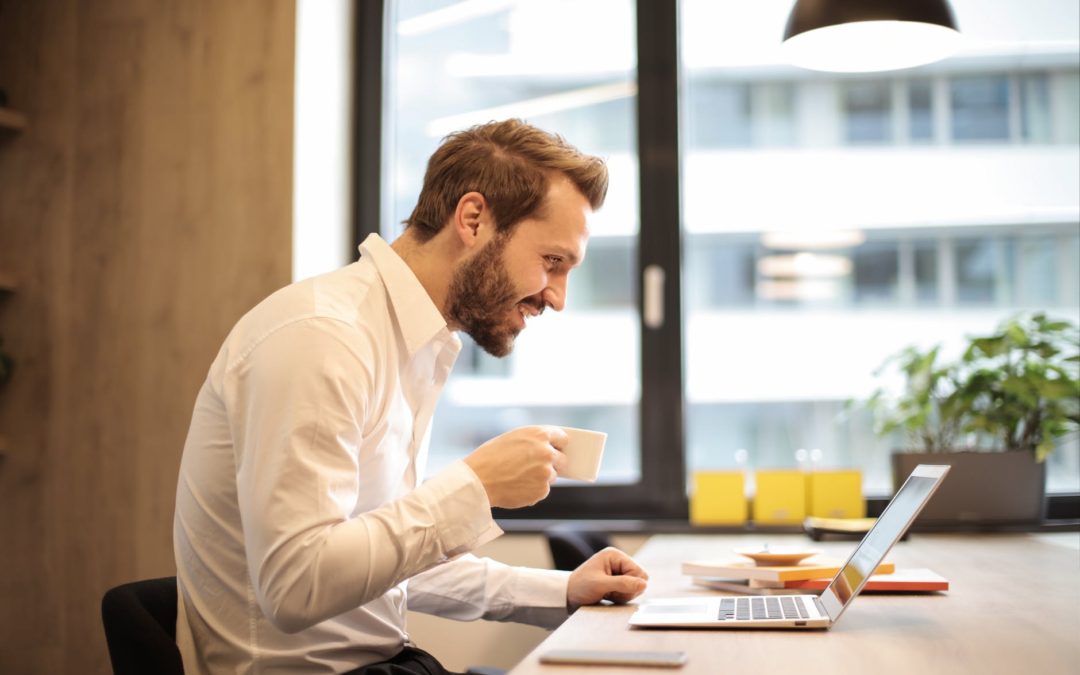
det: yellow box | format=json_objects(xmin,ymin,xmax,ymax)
[
  {"xmin": 753, "ymin": 470, "xmax": 807, "ymax": 524},
  {"xmin": 807, "ymin": 470, "xmax": 865, "ymax": 519},
  {"xmin": 689, "ymin": 471, "xmax": 747, "ymax": 525}
]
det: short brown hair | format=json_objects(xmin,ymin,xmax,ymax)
[{"xmin": 405, "ymin": 119, "xmax": 608, "ymax": 242}]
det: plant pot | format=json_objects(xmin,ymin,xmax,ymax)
[{"xmin": 891, "ymin": 450, "xmax": 1046, "ymax": 525}]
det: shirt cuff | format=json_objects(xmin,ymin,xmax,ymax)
[
  {"xmin": 421, "ymin": 459, "xmax": 504, "ymax": 559},
  {"xmin": 506, "ymin": 567, "xmax": 572, "ymax": 629}
]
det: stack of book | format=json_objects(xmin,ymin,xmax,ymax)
[{"xmin": 682, "ymin": 558, "xmax": 949, "ymax": 595}]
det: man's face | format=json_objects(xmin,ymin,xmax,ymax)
[{"xmin": 446, "ymin": 177, "xmax": 591, "ymax": 357}]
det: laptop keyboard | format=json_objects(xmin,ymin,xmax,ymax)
[{"xmin": 718, "ymin": 596, "xmax": 810, "ymax": 621}]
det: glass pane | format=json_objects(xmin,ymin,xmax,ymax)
[
  {"xmin": 1015, "ymin": 235, "xmax": 1058, "ymax": 305},
  {"xmin": 687, "ymin": 401, "xmax": 882, "ymax": 476},
  {"xmin": 1020, "ymin": 73, "xmax": 1052, "ymax": 142},
  {"xmin": 753, "ymin": 83, "xmax": 797, "ymax": 146},
  {"xmin": 384, "ymin": 0, "xmax": 641, "ymax": 484},
  {"xmin": 908, "ymin": 79, "xmax": 934, "ymax": 142},
  {"xmin": 853, "ymin": 241, "xmax": 899, "ymax": 305},
  {"xmin": 951, "ymin": 75, "xmax": 1010, "ymax": 141},
  {"xmin": 1056, "ymin": 72, "xmax": 1080, "ymax": 143},
  {"xmin": 954, "ymin": 239, "xmax": 999, "ymax": 304},
  {"xmin": 685, "ymin": 237, "xmax": 757, "ymax": 308},
  {"xmin": 686, "ymin": 81, "xmax": 752, "ymax": 148},
  {"xmin": 844, "ymin": 81, "xmax": 893, "ymax": 144},
  {"xmin": 913, "ymin": 241, "xmax": 939, "ymax": 303},
  {"xmin": 680, "ymin": 1, "xmax": 1080, "ymax": 495}
]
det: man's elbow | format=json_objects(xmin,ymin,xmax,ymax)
[
  {"xmin": 252, "ymin": 535, "xmax": 392, "ymax": 633},
  {"xmin": 255, "ymin": 577, "xmax": 329, "ymax": 634},
  {"xmin": 254, "ymin": 569, "xmax": 323, "ymax": 634},
  {"xmin": 256, "ymin": 568, "xmax": 377, "ymax": 634},
  {"xmin": 264, "ymin": 602, "xmax": 318, "ymax": 635}
]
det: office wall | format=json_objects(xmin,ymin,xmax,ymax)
[{"xmin": 0, "ymin": 1, "xmax": 295, "ymax": 672}]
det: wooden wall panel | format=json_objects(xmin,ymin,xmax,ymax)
[
  {"xmin": 0, "ymin": 1, "xmax": 295, "ymax": 672},
  {"xmin": 0, "ymin": 2, "xmax": 76, "ymax": 671}
]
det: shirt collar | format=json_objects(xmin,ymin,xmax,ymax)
[{"xmin": 359, "ymin": 233, "xmax": 451, "ymax": 356}]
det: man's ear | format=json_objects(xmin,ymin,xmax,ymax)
[{"xmin": 452, "ymin": 191, "xmax": 491, "ymax": 249}]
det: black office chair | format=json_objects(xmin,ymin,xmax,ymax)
[
  {"xmin": 101, "ymin": 576, "xmax": 505, "ymax": 675},
  {"xmin": 544, "ymin": 524, "xmax": 612, "ymax": 571},
  {"xmin": 101, "ymin": 576, "xmax": 185, "ymax": 675}
]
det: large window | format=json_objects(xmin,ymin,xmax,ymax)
[
  {"xmin": 680, "ymin": 0, "xmax": 1080, "ymax": 495},
  {"xmin": 360, "ymin": 0, "xmax": 1080, "ymax": 517}
]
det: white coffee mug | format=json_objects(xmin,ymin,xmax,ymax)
[{"xmin": 558, "ymin": 427, "xmax": 607, "ymax": 482}]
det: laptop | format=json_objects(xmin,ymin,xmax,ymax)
[{"xmin": 629, "ymin": 464, "xmax": 950, "ymax": 629}]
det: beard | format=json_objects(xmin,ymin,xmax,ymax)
[{"xmin": 446, "ymin": 235, "xmax": 536, "ymax": 357}]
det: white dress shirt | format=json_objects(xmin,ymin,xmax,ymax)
[{"xmin": 174, "ymin": 234, "xmax": 570, "ymax": 674}]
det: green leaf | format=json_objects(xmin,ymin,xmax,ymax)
[
  {"xmin": 1036, "ymin": 437, "xmax": 1054, "ymax": 462},
  {"xmin": 1005, "ymin": 322, "xmax": 1029, "ymax": 346},
  {"xmin": 1033, "ymin": 341, "xmax": 1060, "ymax": 359},
  {"xmin": 1041, "ymin": 320, "xmax": 1072, "ymax": 332},
  {"xmin": 1036, "ymin": 378, "xmax": 1078, "ymax": 401}
]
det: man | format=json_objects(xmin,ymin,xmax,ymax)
[{"xmin": 174, "ymin": 119, "xmax": 648, "ymax": 674}]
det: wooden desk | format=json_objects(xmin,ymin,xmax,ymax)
[{"xmin": 509, "ymin": 533, "xmax": 1080, "ymax": 674}]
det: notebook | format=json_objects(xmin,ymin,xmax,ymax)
[{"xmin": 629, "ymin": 464, "xmax": 950, "ymax": 629}]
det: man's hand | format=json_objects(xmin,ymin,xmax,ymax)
[
  {"xmin": 566, "ymin": 548, "xmax": 649, "ymax": 612},
  {"xmin": 463, "ymin": 426, "xmax": 569, "ymax": 509}
]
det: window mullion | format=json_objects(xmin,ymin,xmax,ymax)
[{"xmin": 636, "ymin": 0, "xmax": 687, "ymax": 518}]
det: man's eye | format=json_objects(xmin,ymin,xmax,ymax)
[{"xmin": 545, "ymin": 256, "xmax": 563, "ymax": 266}]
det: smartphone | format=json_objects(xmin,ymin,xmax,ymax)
[{"xmin": 539, "ymin": 649, "xmax": 687, "ymax": 668}]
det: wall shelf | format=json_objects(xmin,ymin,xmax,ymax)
[{"xmin": 0, "ymin": 107, "xmax": 28, "ymax": 131}]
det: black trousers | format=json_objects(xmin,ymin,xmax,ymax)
[{"xmin": 343, "ymin": 647, "xmax": 463, "ymax": 675}]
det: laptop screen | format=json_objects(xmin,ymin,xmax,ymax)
[{"xmin": 819, "ymin": 464, "xmax": 949, "ymax": 621}]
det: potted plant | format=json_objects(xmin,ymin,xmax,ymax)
[{"xmin": 867, "ymin": 313, "xmax": 1079, "ymax": 525}]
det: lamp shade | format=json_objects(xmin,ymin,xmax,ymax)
[{"xmin": 782, "ymin": 0, "xmax": 961, "ymax": 73}]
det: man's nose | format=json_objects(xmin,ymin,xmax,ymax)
[{"xmin": 542, "ymin": 277, "xmax": 567, "ymax": 312}]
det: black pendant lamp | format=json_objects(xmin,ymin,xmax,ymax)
[{"xmin": 783, "ymin": 0, "xmax": 961, "ymax": 72}]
